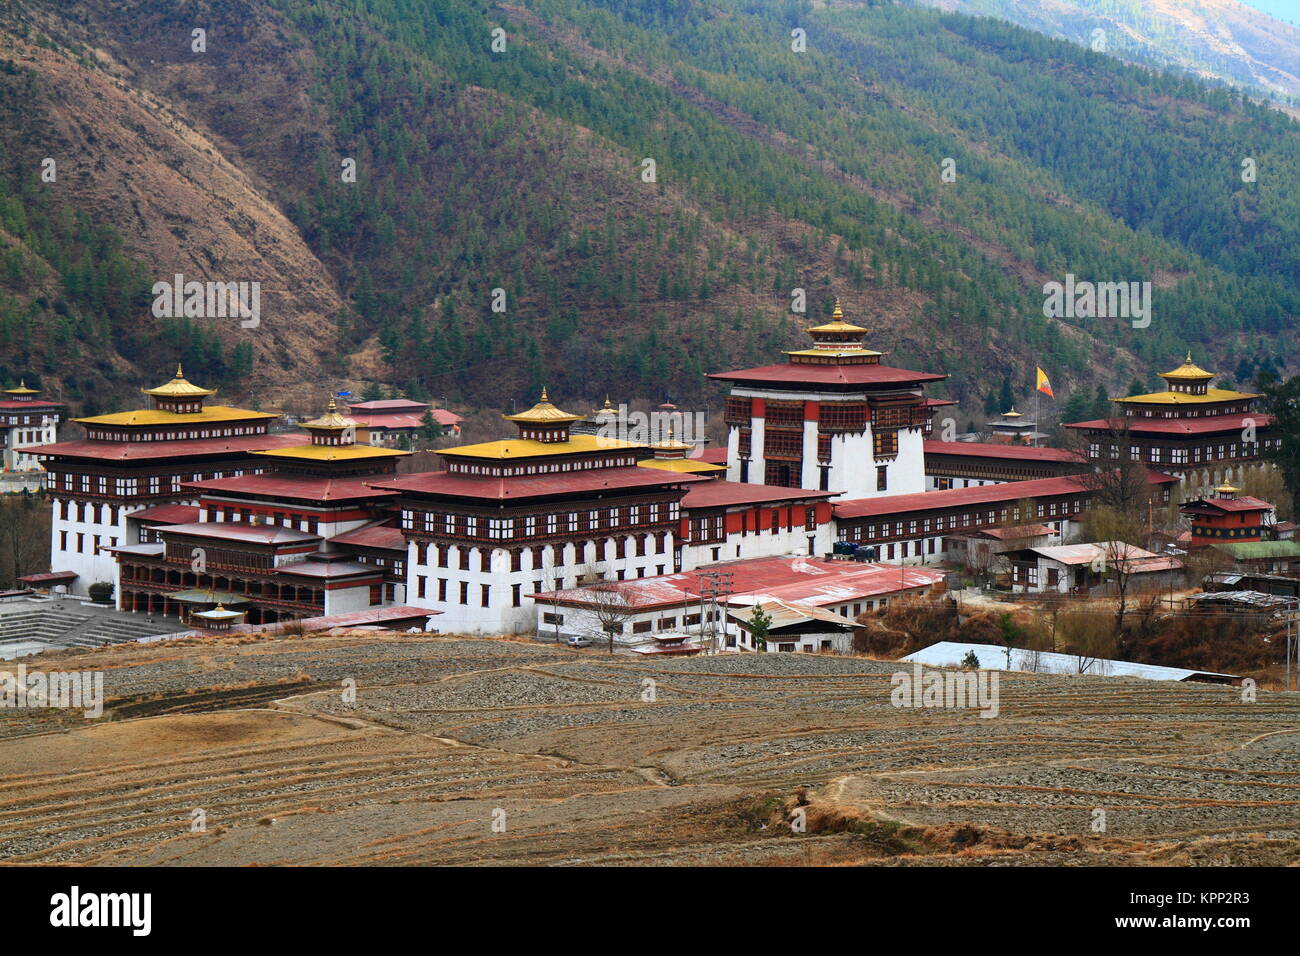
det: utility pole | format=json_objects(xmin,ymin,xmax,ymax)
[{"xmin": 698, "ymin": 570, "xmax": 734, "ymax": 653}]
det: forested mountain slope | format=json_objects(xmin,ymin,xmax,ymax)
[
  {"xmin": 911, "ymin": 0, "xmax": 1300, "ymax": 101},
  {"xmin": 0, "ymin": 0, "xmax": 1296, "ymax": 422}
]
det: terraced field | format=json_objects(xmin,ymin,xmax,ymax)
[{"xmin": 0, "ymin": 634, "xmax": 1297, "ymax": 866}]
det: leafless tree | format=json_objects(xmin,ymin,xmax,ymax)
[
  {"xmin": 0, "ymin": 494, "xmax": 49, "ymax": 589},
  {"xmin": 1056, "ymin": 607, "xmax": 1117, "ymax": 675},
  {"xmin": 575, "ymin": 564, "xmax": 632, "ymax": 654}
]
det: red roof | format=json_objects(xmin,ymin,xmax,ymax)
[
  {"xmin": 184, "ymin": 473, "xmax": 400, "ymax": 503},
  {"xmin": 373, "ymin": 467, "xmax": 708, "ymax": 501},
  {"xmin": 273, "ymin": 560, "xmax": 379, "ymax": 580},
  {"xmin": 959, "ymin": 523, "xmax": 1055, "ymax": 540},
  {"xmin": 1183, "ymin": 496, "xmax": 1273, "ymax": 514},
  {"xmin": 31, "ymin": 434, "xmax": 305, "ymax": 461},
  {"xmin": 17, "ymin": 570, "xmax": 78, "ymax": 584},
  {"xmin": 698, "ymin": 447, "xmax": 728, "ymax": 465},
  {"xmin": 330, "ymin": 522, "xmax": 406, "ymax": 551},
  {"xmin": 130, "ymin": 504, "xmax": 202, "ymax": 524},
  {"xmin": 707, "ymin": 363, "xmax": 946, "ymax": 387},
  {"xmin": 348, "ymin": 409, "xmax": 463, "ymax": 429},
  {"xmin": 0, "ymin": 399, "xmax": 62, "ymax": 411},
  {"xmin": 682, "ymin": 480, "xmax": 835, "ymax": 510},
  {"xmin": 1064, "ymin": 412, "xmax": 1273, "ymax": 436},
  {"xmin": 924, "ymin": 397, "xmax": 957, "ymax": 408},
  {"xmin": 533, "ymin": 556, "xmax": 946, "ymax": 611},
  {"xmin": 924, "ymin": 441, "xmax": 1084, "ymax": 464},
  {"xmin": 161, "ymin": 522, "xmax": 320, "ymax": 545},
  {"xmin": 834, "ymin": 475, "xmax": 1093, "ymax": 520},
  {"xmin": 345, "ymin": 399, "xmax": 428, "ymax": 412}
]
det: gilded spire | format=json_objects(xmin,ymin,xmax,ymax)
[
  {"xmin": 832, "ymin": 298, "xmax": 843, "ymax": 321},
  {"xmin": 142, "ymin": 365, "xmax": 215, "ymax": 398}
]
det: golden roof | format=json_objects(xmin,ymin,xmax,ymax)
[
  {"xmin": 1213, "ymin": 483, "xmax": 1241, "ymax": 496},
  {"xmin": 141, "ymin": 365, "xmax": 216, "ymax": 398},
  {"xmin": 4, "ymin": 380, "xmax": 38, "ymax": 396},
  {"xmin": 806, "ymin": 299, "xmax": 870, "ymax": 335},
  {"xmin": 1002, "ymin": 407, "xmax": 1022, "ymax": 419},
  {"xmin": 1114, "ymin": 387, "xmax": 1258, "ymax": 405},
  {"xmin": 442, "ymin": 434, "xmax": 643, "ymax": 461},
  {"xmin": 650, "ymin": 425, "xmax": 694, "ymax": 455},
  {"xmin": 638, "ymin": 457, "xmax": 726, "ymax": 474},
  {"xmin": 74, "ymin": 406, "xmax": 275, "ymax": 427},
  {"xmin": 504, "ymin": 388, "xmax": 583, "ymax": 425},
  {"xmin": 254, "ymin": 444, "xmax": 408, "ymax": 462},
  {"xmin": 303, "ymin": 397, "xmax": 357, "ymax": 431},
  {"xmin": 1160, "ymin": 353, "xmax": 1215, "ymax": 382},
  {"xmin": 592, "ymin": 397, "xmax": 618, "ymax": 419}
]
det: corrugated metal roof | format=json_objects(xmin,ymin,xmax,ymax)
[
  {"xmin": 728, "ymin": 599, "xmax": 859, "ymax": 630},
  {"xmin": 1187, "ymin": 590, "xmax": 1295, "ymax": 609},
  {"xmin": 376, "ymin": 466, "xmax": 707, "ymax": 501},
  {"xmin": 1025, "ymin": 541, "xmax": 1157, "ymax": 566},
  {"xmin": 682, "ymin": 481, "xmax": 834, "ymax": 509},
  {"xmin": 834, "ymin": 475, "xmax": 1091, "ymax": 519},
  {"xmin": 901, "ymin": 641, "xmax": 1237, "ymax": 682},
  {"xmin": 534, "ymin": 556, "xmax": 946, "ymax": 611},
  {"xmin": 1212, "ymin": 540, "xmax": 1300, "ymax": 559},
  {"xmin": 1065, "ymin": 412, "xmax": 1273, "ymax": 436},
  {"xmin": 923, "ymin": 441, "xmax": 1083, "ymax": 463},
  {"xmin": 32, "ymin": 434, "xmax": 306, "ymax": 461},
  {"xmin": 707, "ymin": 363, "xmax": 946, "ymax": 387}
]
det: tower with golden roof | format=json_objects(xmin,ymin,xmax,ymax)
[
  {"xmin": 707, "ymin": 298, "xmax": 948, "ymax": 499},
  {"xmin": 1064, "ymin": 351, "xmax": 1275, "ymax": 494}
]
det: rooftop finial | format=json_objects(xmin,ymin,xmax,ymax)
[
  {"xmin": 832, "ymin": 298, "xmax": 843, "ymax": 321},
  {"xmin": 1186, "ymin": 351, "xmax": 1193, "ymax": 364},
  {"xmin": 540, "ymin": 387, "xmax": 549, "ymax": 403}
]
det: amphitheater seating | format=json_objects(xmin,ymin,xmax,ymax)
[{"xmin": 0, "ymin": 605, "xmax": 186, "ymax": 650}]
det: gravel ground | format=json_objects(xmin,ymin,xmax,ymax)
[{"xmin": 0, "ymin": 633, "xmax": 1296, "ymax": 865}]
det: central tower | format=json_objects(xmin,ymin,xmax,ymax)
[{"xmin": 707, "ymin": 301, "xmax": 947, "ymax": 499}]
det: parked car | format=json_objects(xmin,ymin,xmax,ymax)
[{"xmin": 565, "ymin": 636, "xmax": 592, "ymax": 649}]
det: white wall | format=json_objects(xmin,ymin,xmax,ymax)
[
  {"xmin": 679, "ymin": 521, "xmax": 833, "ymax": 569},
  {"xmin": 49, "ymin": 497, "xmax": 143, "ymax": 596},
  {"xmin": 406, "ymin": 535, "xmax": 677, "ymax": 635}
]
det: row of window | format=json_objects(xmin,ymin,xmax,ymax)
[
  {"xmin": 446, "ymin": 454, "xmax": 639, "ymax": 477},
  {"xmin": 51, "ymin": 469, "xmax": 253, "ymax": 496},
  {"xmin": 413, "ymin": 534, "xmax": 675, "ymax": 572},
  {"xmin": 57, "ymin": 530, "xmax": 117, "ymax": 555},
  {"xmin": 81, "ymin": 425, "xmax": 264, "ymax": 441},
  {"xmin": 843, "ymin": 501, "xmax": 1083, "ymax": 542},
  {"xmin": 1088, "ymin": 439, "xmax": 1278, "ymax": 464},
  {"xmin": 401, "ymin": 502, "xmax": 679, "ymax": 539}
]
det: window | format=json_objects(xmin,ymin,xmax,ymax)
[
  {"xmin": 459, "ymin": 581, "xmax": 469, "ymax": 605},
  {"xmin": 876, "ymin": 466, "xmax": 888, "ymax": 492},
  {"xmin": 481, "ymin": 584, "xmax": 490, "ymax": 607},
  {"xmin": 512, "ymin": 584, "xmax": 521, "ymax": 607}
]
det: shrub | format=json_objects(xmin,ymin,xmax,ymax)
[{"xmin": 87, "ymin": 581, "xmax": 114, "ymax": 604}]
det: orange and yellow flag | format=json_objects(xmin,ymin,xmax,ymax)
[{"xmin": 1036, "ymin": 367, "xmax": 1054, "ymax": 399}]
